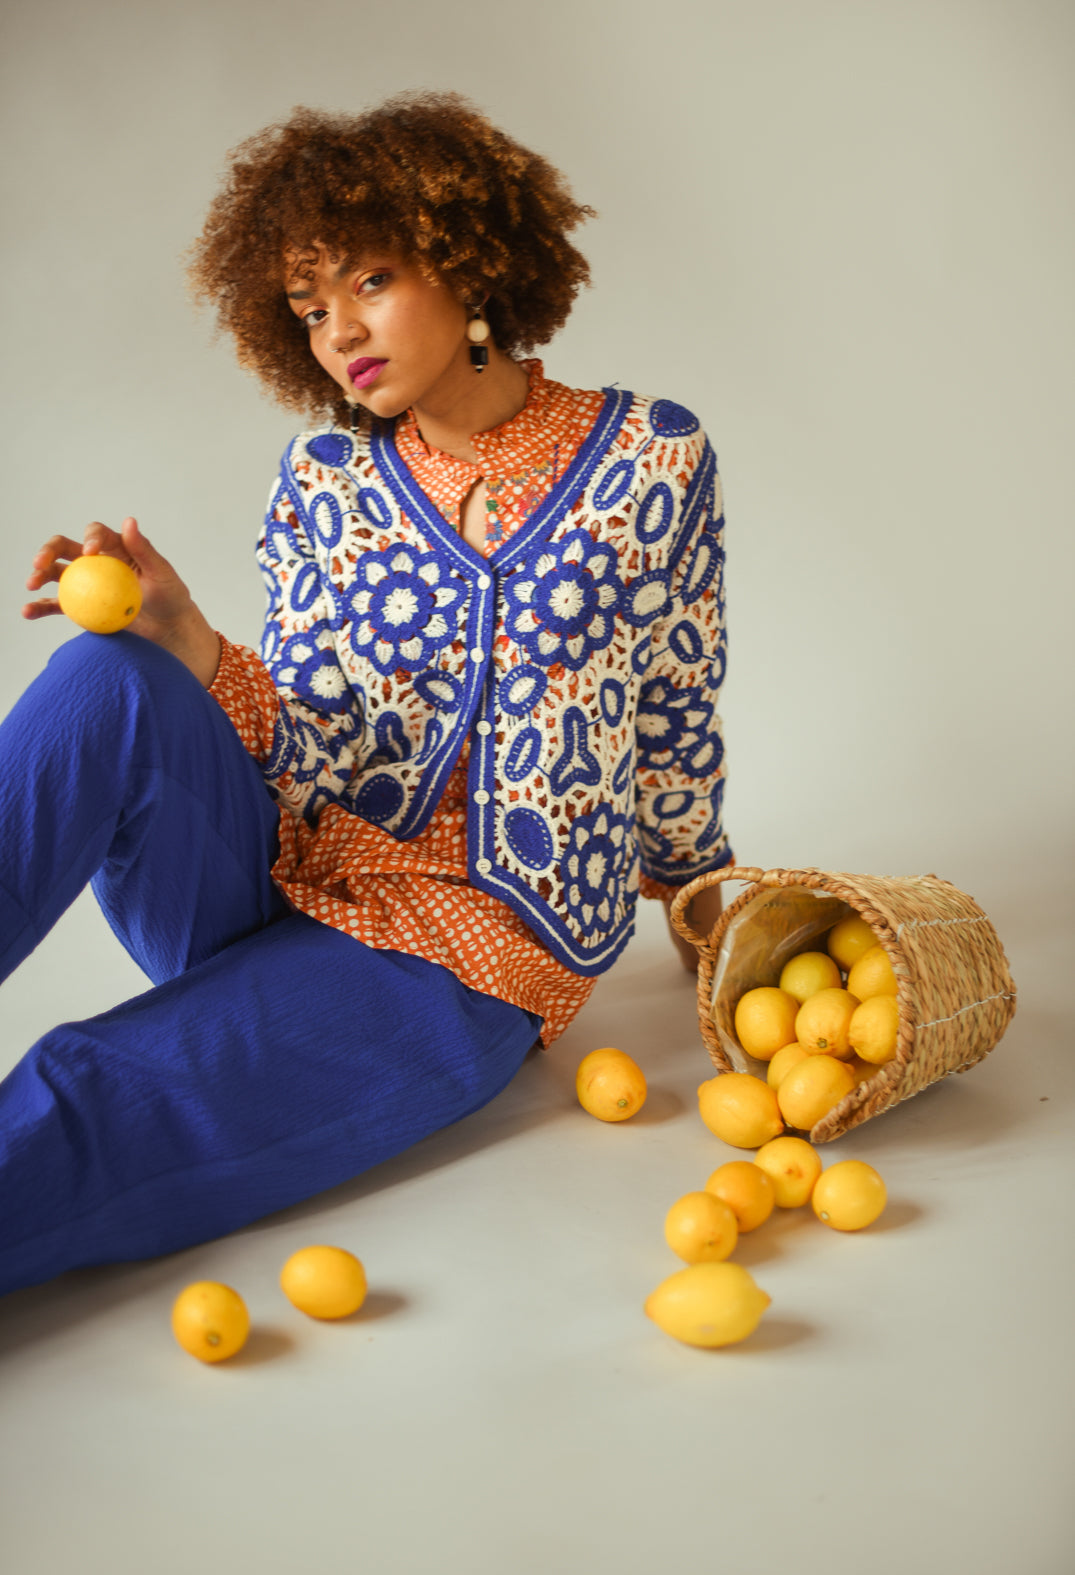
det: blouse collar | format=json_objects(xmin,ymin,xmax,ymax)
[{"xmin": 394, "ymin": 359, "xmax": 572, "ymax": 475}]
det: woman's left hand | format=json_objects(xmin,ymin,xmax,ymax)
[{"xmin": 664, "ymin": 883, "xmax": 723, "ymax": 974}]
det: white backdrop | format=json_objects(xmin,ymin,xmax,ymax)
[
  {"xmin": 3, "ymin": 0, "xmax": 1070, "ymax": 893},
  {"xmin": 1, "ymin": 5, "xmax": 1073, "ymax": 1573}
]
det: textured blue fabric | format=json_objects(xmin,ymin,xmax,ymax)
[{"xmin": 0, "ymin": 633, "xmax": 540, "ymax": 1297}]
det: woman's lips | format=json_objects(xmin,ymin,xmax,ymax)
[{"xmin": 347, "ymin": 357, "xmax": 387, "ymax": 389}]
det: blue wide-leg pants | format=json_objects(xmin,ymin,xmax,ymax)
[{"xmin": 0, "ymin": 633, "xmax": 540, "ymax": 1298}]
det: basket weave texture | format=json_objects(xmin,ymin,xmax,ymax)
[{"xmin": 669, "ymin": 866, "xmax": 1017, "ymax": 1142}]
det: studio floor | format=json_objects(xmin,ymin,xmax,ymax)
[{"xmin": 1, "ymin": 873, "xmax": 1070, "ymax": 1575}]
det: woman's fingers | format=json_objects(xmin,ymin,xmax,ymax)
[
  {"xmin": 118, "ymin": 516, "xmax": 171, "ymax": 579},
  {"xmin": 26, "ymin": 534, "xmax": 86, "ymax": 590},
  {"xmin": 25, "ymin": 524, "xmax": 125, "ymax": 591},
  {"xmin": 21, "ymin": 595, "xmax": 63, "ymax": 621}
]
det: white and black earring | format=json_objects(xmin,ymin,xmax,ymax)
[{"xmin": 467, "ymin": 305, "xmax": 491, "ymax": 372}]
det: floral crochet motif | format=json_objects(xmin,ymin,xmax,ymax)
[
  {"xmin": 636, "ymin": 678, "xmax": 724, "ymax": 778},
  {"xmin": 502, "ymin": 531, "xmax": 620, "ymax": 670},
  {"xmin": 561, "ymin": 808, "xmax": 634, "ymax": 937},
  {"xmin": 344, "ymin": 545, "xmax": 464, "ymax": 675}
]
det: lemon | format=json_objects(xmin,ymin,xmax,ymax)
[
  {"xmin": 847, "ymin": 944, "xmax": 898, "ymax": 1001},
  {"xmin": 776, "ymin": 1055, "xmax": 856, "ymax": 1131},
  {"xmin": 753, "ymin": 1135, "xmax": 822, "ymax": 1207},
  {"xmin": 847, "ymin": 1053, "xmax": 881, "ymax": 1084},
  {"xmin": 171, "ymin": 1281, "xmax": 250, "ymax": 1363},
  {"xmin": 766, "ymin": 1042, "xmax": 810, "ymax": 1089},
  {"xmin": 57, "ymin": 555, "xmax": 142, "ymax": 634},
  {"xmin": 576, "ymin": 1047, "xmax": 647, "ymax": 1121},
  {"xmin": 849, "ymin": 994, "xmax": 899, "ymax": 1063},
  {"xmin": 705, "ymin": 1161, "xmax": 776, "ymax": 1232},
  {"xmin": 732, "ymin": 987, "xmax": 800, "ymax": 1061},
  {"xmin": 664, "ymin": 1191, "xmax": 739, "ymax": 1264},
  {"xmin": 811, "ymin": 1160, "xmax": 887, "ymax": 1230},
  {"xmin": 826, "ymin": 915, "xmax": 878, "ymax": 973},
  {"xmin": 698, "ymin": 1073, "xmax": 784, "ymax": 1148},
  {"xmin": 645, "ymin": 1261, "xmax": 771, "ymax": 1348},
  {"xmin": 778, "ymin": 951, "xmax": 842, "ymax": 1004},
  {"xmin": 795, "ymin": 987, "xmax": 860, "ymax": 1058},
  {"xmin": 280, "ymin": 1245, "xmax": 368, "ymax": 1319}
]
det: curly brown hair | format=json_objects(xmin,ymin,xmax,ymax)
[{"xmin": 186, "ymin": 92, "xmax": 594, "ymax": 427}]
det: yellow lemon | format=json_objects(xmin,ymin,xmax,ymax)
[
  {"xmin": 849, "ymin": 994, "xmax": 900, "ymax": 1064},
  {"xmin": 57, "ymin": 555, "xmax": 142, "ymax": 634},
  {"xmin": 847, "ymin": 944, "xmax": 898, "ymax": 1001},
  {"xmin": 280, "ymin": 1245, "xmax": 368, "ymax": 1319},
  {"xmin": 698, "ymin": 1073, "xmax": 784, "ymax": 1148},
  {"xmin": 847, "ymin": 1053, "xmax": 882, "ymax": 1084},
  {"xmin": 664, "ymin": 1191, "xmax": 739, "ymax": 1264},
  {"xmin": 811, "ymin": 1160, "xmax": 887, "ymax": 1230},
  {"xmin": 576, "ymin": 1047, "xmax": 647, "ymax": 1121},
  {"xmin": 704, "ymin": 1161, "xmax": 776, "ymax": 1232},
  {"xmin": 171, "ymin": 1281, "xmax": 250, "ymax": 1363},
  {"xmin": 766, "ymin": 1042, "xmax": 811, "ymax": 1089},
  {"xmin": 795, "ymin": 988, "xmax": 860, "ymax": 1058},
  {"xmin": 826, "ymin": 915, "xmax": 878, "ymax": 973},
  {"xmin": 753, "ymin": 1135, "xmax": 823, "ymax": 1207},
  {"xmin": 778, "ymin": 951, "xmax": 842, "ymax": 1004},
  {"xmin": 645, "ymin": 1261, "xmax": 771, "ymax": 1348},
  {"xmin": 776, "ymin": 1055, "xmax": 856, "ymax": 1131},
  {"xmin": 732, "ymin": 987, "xmax": 800, "ymax": 1061}
]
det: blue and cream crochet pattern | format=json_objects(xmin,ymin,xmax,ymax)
[{"xmin": 253, "ymin": 387, "xmax": 730, "ymax": 975}]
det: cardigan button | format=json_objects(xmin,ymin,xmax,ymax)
[
  {"xmin": 473, "ymin": 790, "xmax": 490, "ymax": 805},
  {"xmin": 475, "ymin": 858, "xmax": 492, "ymax": 874},
  {"xmin": 470, "ymin": 646, "xmax": 484, "ymax": 662},
  {"xmin": 475, "ymin": 720, "xmax": 492, "ymax": 736},
  {"xmin": 476, "ymin": 574, "xmax": 491, "ymax": 589}
]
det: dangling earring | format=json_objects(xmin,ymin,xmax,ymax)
[{"xmin": 467, "ymin": 305, "xmax": 491, "ymax": 372}]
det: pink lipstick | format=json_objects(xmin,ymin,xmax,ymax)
[{"xmin": 347, "ymin": 357, "xmax": 387, "ymax": 389}]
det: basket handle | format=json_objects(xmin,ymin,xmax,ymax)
[{"xmin": 669, "ymin": 865, "xmax": 770, "ymax": 952}]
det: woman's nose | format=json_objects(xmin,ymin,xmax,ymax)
[{"xmin": 328, "ymin": 306, "xmax": 365, "ymax": 354}]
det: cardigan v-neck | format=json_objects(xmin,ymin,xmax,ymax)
[{"xmin": 392, "ymin": 359, "xmax": 606, "ymax": 554}]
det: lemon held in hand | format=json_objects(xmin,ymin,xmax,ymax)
[
  {"xmin": 280, "ymin": 1245, "xmax": 368, "ymax": 1319},
  {"xmin": 57, "ymin": 554, "xmax": 142, "ymax": 633},
  {"xmin": 171, "ymin": 1281, "xmax": 250, "ymax": 1363},
  {"xmin": 576, "ymin": 1047, "xmax": 647, "ymax": 1121}
]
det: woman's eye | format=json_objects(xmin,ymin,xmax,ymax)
[
  {"xmin": 301, "ymin": 308, "xmax": 327, "ymax": 329},
  {"xmin": 357, "ymin": 272, "xmax": 391, "ymax": 294}
]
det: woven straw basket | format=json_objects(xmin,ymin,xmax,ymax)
[{"xmin": 669, "ymin": 865, "xmax": 1017, "ymax": 1142}]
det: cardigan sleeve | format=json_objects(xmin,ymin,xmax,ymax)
[
  {"xmin": 633, "ymin": 432, "xmax": 732, "ymax": 891},
  {"xmin": 209, "ymin": 465, "xmax": 367, "ymax": 825}
]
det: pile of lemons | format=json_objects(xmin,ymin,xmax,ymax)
[
  {"xmin": 721, "ymin": 913, "xmax": 901, "ymax": 1137},
  {"xmin": 574, "ymin": 1035, "xmax": 888, "ymax": 1351},
  {"xmin": 644, "ymin": 1141, "xmax": 887, "ymax": 1349}
]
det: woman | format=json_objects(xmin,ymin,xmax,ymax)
[{"xmin": 1, "ymin": 93, "xmax": 730, "ymax": 1298}]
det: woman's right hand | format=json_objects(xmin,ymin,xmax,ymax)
[{"xmin": 23, "ymin": 517, "xmax": 222, "ymax": 687}]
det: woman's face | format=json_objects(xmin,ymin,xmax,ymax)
[{"xmin": 284, "ymin": 244, "xmax": 473, "ymax": 420}]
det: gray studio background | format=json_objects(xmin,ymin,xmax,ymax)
[{"xmin": 1, "ymin": 3, "xmax": 1072, "ymax": 1574}]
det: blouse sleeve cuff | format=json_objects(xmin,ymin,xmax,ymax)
[{"xmin": 208, "ymin": 634, "xmax": 280, "ymax": 761}]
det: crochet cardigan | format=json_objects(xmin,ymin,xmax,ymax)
[{"xmin": 238, "ymin": 386, "xmax": 730, "ymax": 976}]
